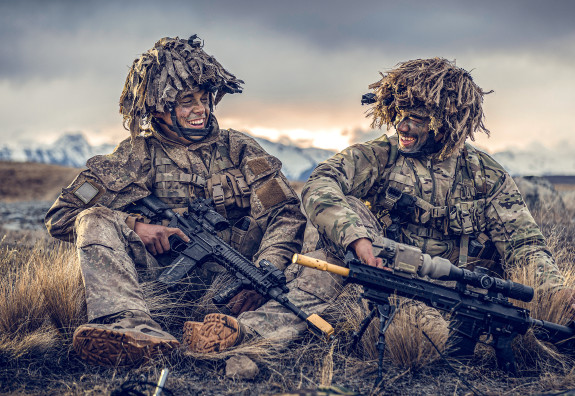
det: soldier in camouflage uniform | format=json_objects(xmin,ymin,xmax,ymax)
[
  {"xmin": 45, "ymin": 35, "xmax": 327, "ymax": 368},
  {"xmin": 302, "ymin": 58, "xmax": 574, "ymax": 351}
]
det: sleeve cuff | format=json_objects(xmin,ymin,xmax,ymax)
[{"xmin": 124, "ymin": 213, "xmax": 146, "ymax": 230}]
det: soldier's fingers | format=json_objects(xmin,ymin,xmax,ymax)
[
  {"xmin": 364, "ymin": 255, "xmax": 378, "ymax": 267},
  {"xmin": 168, "ymin": 227, "xmax": 190, "ymax": 242},
  {"xmin": 376, "ymin": 257, "xmax": 385, "ymax": 269},
  {"xmin": 154, "ymin": 239, "xmax": 165, "ymax": 255},
  {"xmin": 159, "ymin": 234, "xmax": 171, "ymax": 252},
  {"xmin": 146, "ymin": 242, "xmax": 158, "ymax": 256}
]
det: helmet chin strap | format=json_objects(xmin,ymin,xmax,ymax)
[
  {"xmin": 168, "ymin": 109, "xmax": 215, "ymax": 141},
  {"xmin": 399, "ymin": 131, "xmax": 443, "ymax": 158}
]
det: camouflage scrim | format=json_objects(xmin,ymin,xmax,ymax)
[
  {"xmin": 366, "ymin": 58, "xmax": 493, "ymax": 160},
  {"xmin": 302, "ymin": 132, "xmax": 564, "ymax": 291},
  {"xmin": 119, "ymin": 35, "xmax": 244, "ymax": 137}
]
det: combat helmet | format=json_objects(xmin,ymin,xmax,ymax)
[
  {"xmin": 119, "ymin": 35, "xmax": 244, "ymax": 141},
  {"xmin": 363, "ymin": 58, "xmax": 492, "ymax": 160}
]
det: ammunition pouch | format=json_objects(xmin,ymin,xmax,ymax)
[
  {"xmin": 448, "ymin": 200, "xmax": 486, "ymax": 235},
  {"xmin": 230, "ymin": 216, "xmax": 262, "ymax": 260},
  {"xmin": 467, "ymin": 234, "xmax": 500, "ymax": 263},
  {"xmin": 206, "ymin": 169, "xmax": 252, "ymax": 217}
]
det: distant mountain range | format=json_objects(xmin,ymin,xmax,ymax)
[
  {"xmin": 490, "ymin": 144, "xmax": 575, "ymax": 176},
  {"xmin": 1, "ymin": 133, "xmax": 574, "ymax": 179},
  {"xmin": 0, "ymin": 133, "xmax": 335, "ymax": 182}
]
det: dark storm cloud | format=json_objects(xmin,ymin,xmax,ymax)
[
  {"xmin": 2, "ymin": 0, "xmax": 574, "ymax": 82},
  {"xmin": 226, "ymin": 0, "xmax": 575, "ymax": 53},
  {"xmin": 1, "ymin": 0, "xmax": 574, "ymax": 150}
]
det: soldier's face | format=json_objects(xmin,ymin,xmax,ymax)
[
  {"xmin": 156, "ymin": 89, "xmax": 210, "ymax": 131},
  {"xmin": 395, "ymin": 115, "xmax": 435, "ymax": 154},
  {"xmin": 173, "ymin": 89, "xmax": 210, "ymax": 129}
]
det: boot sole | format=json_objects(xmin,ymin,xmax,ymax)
[
  {"xmin": 185, "ymin": 313, "xmax": 241, "ymax": 353},
  {"xmin": 182, "ymin": 321, "xmax": 202, "ymax": 350},
  {"xmin": 73, "ymin": 325, "xmax": 180, "ymax": 366}
]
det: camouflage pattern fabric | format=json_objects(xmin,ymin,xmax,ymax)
[
  {"xmin": 302, "ymin": 133, "xmax": 564, "ymax": 291},
  {"xmin": 75, "ymin": 206, "xmax": 158, "ymax": 320},
  {"xmin": 46, "ymin": 121, "xmax": 309, "ymax": 330},
  {"xmin": 240, "ymin": 248, "xmax": 345, "ymax": 340}
]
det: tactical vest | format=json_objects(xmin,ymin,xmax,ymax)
[
  {"xmin": 150, "ymin": 140, "xmax": 261, "ymax": 260},
  {"xmin": 152, "ymin": 143, "xmax": 250, "ymax": 214},
  {"xmin": 365, "ymin": 137, "xmax": 495, "ymax": 268}
]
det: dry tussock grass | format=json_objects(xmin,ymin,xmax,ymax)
[
  {"xmin": 1, "ymin": 190, "xmax": 575, "ymax": 393},
  {"xmin": 0, "ymin": 234, "xmax": 86, "ymax": 362},
  {"xmin": 384, "ymin": 300, "xmax": 449, "ymax": 370},
  {"xmin": 0, "ymin": 160, "xmax": 79, "ymax": 202}
]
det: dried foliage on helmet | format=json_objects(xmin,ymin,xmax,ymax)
[
  {"xmin": 119, "ymin": 35, "xmax": 244, "ymax": 138},
  {"xmin": 367, "ymin": 58, "xmax": 492, "ymax": 160}
]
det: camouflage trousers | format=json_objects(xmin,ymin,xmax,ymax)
[{"xmin": 74, "ymin": 205, "xmax": 341, "ymax": 342}]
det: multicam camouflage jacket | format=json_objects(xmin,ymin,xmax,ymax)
[
  {"xmin": 302, "ymin": 133, "xmax": 563, "ymax": 289},
  {"xmin": 45, "ymin": 123, "xmax": 306, "ymax": 271}
]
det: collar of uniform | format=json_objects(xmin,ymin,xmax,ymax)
[
  {"xmin": 149, "ymin": 117, "xmax": 222, "ymax": 149},
  {"xmin": 185, "ymin": 117, "xmax": 222, "ymax": 151}
]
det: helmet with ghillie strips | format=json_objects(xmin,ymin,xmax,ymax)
[
  {"xmin": 119, "ymin": 35, "xmax": 243, "ymax": 140},
  {"xmin": 364, "ymin": 58, "xmax": 492, "ymax": 160}
]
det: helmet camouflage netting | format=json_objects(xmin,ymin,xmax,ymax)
[
  {"xmin": 367, "ymin": 57, "xmax": 492, "ymax": 159},
  {"xmin": 119, "ymin": 35, "xmax": 244, "ymax": 138}
]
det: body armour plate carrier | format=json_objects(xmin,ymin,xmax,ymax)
[{"xmin": 365, "ymin": 137, "xmax": 497, "ymax": 268}]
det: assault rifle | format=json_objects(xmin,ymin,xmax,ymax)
[
  {"xmin": 292, "ymin": 238, "xmax": 575, "ymax": 378},
  {"xmin": 131, "ymin": 194, "xmax": 334, "ymax": 341}
]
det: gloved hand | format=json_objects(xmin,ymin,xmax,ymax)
[{"xmin": 226, "ymin": 289, "xmax": 267, "ymax": 315}]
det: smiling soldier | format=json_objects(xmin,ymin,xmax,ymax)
[
  {"xmin": 302, "ymin": 57, "xmax": 575, "ymax": 356},
  {"xmin": 44, "ymin": 35, "xmax": 325, "ymax": 369}
]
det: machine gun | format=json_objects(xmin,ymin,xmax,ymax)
[
  {"xmin": 292, "ymin": 238, "xmax": 575, "ymax": 379},
  {"xmin": 131, "ymin": 194, "xmax": 334, "ymax": 341}
]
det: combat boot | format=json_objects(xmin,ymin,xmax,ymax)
[
  {"xmin": 183, "ymin": 313, "xmax": 244, "ymax": 353},
  {"xmin": 73, "ymin": 310, "xmax": 179, "ymax": 366}
]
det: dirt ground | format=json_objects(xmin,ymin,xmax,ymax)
[{"xmin": 0, "ymin": 161, "xmax": 79, "ymax": 202}]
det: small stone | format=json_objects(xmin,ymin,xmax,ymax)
[{"xmin": 224, "ymin": 355, "xmax": 259, "ymax": 380}]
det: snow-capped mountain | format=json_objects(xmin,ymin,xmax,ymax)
[
  {"xmin": 0, "ymin": 133, "xmax": 335, "ymax": 181},
  {"xmin": 2, "ymin": 133, "xmax": 573, "ymax": 179},
  {"xmin": 0, "ymin": 134, "xmax": 116, "ymax": 169},
  {"xmin": 490, "ymin": 143, "xmax": 575, "ymax": 176},
  {"xmin": 252, "ymin": 137, "xmax": 335, "ymax": 181}
]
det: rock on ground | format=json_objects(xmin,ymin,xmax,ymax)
[{"xmin": 225, "ymin": 355, "xmax": 259, "ymax": 380}]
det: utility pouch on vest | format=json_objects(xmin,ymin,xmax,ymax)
[
  {"xmin": 207, "ymin": 174, "xmax": 233, "ymax": 217},
  {"xmin": 230, "ymin": 216, "xmax": 263, "ymax": 259},
  {"xmin": 227, "ymin": 169, "xmax": 251, "ymax": 208},
  {"xmin": 448, "ymin": 200, "xmax": 486, "ymax": 235},
  {"xmin": 467, "ymin": 233, "xmax": 499, "ymax": 262},
  {"xmin": 207, "ymin": 171, "xmax": 252, "ymax": 217}
]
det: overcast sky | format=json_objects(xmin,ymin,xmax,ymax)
[{"xmin": 1, "ymin": 0, "xmax": 574, "ymax": 153}]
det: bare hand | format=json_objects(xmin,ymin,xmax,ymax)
[
  {"xmin": 226, "ymin": 290, "xmax": 267, "ymax": 315},
  {"xmin": 134, "ymin": 222, "xmax": 189, "ymax": 255},
  {"xmin": 349, "ymin": 238, "xmax": 384, "ymax": 269}
]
